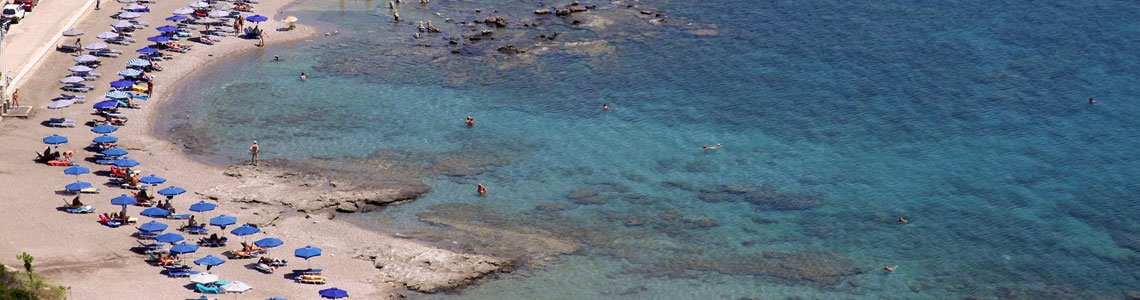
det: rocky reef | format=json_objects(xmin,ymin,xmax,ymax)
[
  {"xmin": 354, "ymin": 245, "xmax": 513, "ymax": 293},
  {"xmin": 698, "ymin": 183, "xmax": 825, "ymax": 210}
]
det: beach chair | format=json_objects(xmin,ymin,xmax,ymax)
[
  {"xmin": 195, "ymin": 283, "xmax": 222, "ymax": 294},
  {"xmin": 296, "ymin": 274, "xmax": 326, "ymax": 284},
  {"xmin": 55, "ymin": 93, "xmax": 86, "ymax": 101},
  {"xmin": 254, "ymin": 263, "xmax": 274, "ymax": 274},
  {"xmin": 226, "ymin": 250, "xmax": 256, "ymax": 259},
  {"xmin": 165, "ymin": 268, "xmax": 197, "ymax": 277},
  {"xmin": 62, "ymin": 84, "xmax": 94, "ymax": 92},
  {"xmin": 57, "ymin": 44, "xmax": 81, "ymax": 53},
  {"xmin": 80, "ymin": 187, "xmax": 100, "ymax": 194},
  {"xmin": 183, "ymin": 225, "xmax": 208, "ymax": 235},
  {"xmin": 98, "ymin": 214, "xmax": 122, "ymax": 228},
  {"xmin": 47, "ymin": 160, "xmax": 73, "ymax": 166},
  {"xmin": 169, "ymin": 214, "xmax": 191, "ymax": 220},
  {"xmin": 47, "ymin": 118, "xmax": 77, "ymax": 128},
  {"xmin": 136, "ymin": 231, "xmax": 158, "ymax": 239},
  {"xmin": 65, "ymin": 205, "xmax": 95, "ymax": 215}
]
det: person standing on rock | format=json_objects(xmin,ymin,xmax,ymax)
[{"xmin": 249, "ymin": 141, "xmax": 260, "ymax": 165}]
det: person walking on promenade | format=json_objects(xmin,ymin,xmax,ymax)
[
  {"xmin": 249, "ymin": 141, "xmax": 260, "ymax": 165},
  {"xmin": 11, "ymin": 88, "xmax": 19, "ymax": 107}
]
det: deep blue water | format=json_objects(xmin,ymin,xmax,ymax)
[{"xmin": 165, "ymin": 1, "xmax": 1140, "ymax": 298}]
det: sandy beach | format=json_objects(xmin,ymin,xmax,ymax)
[{"xmin": 0, "ymin": 0, "xmax": 521, "ymax": 298}]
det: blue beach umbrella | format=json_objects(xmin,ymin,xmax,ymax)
[
  {"xmin": 91, "ymin": 124, "xmax": 118, "ymax": 134},
  {"xmin": 147, "ymin": 35, "xmax": 170, "ymax": 43},
  {"xmin": 170, "ymin": 242, "xmax": 199, "ymax": 255},
  {"xmin": 83, "ymin": 42, "xmax": 108, "ymax": 51},
  {"xmin": 47, "ymin": 100, "xmax": 74, "ymax": 109},
  {"xmin": 60, "ymin": 76, "xmax": 85, "ymax": 84},
  {"xmin": 68, "ymin": 65, "xmax": 93, "ymax": 73},
  {"xmin": 62, "ymin": 165, "xmax": 88, "ymax": 177},
  {"xmin": 294, "ymin": 246, "xmax": 322, "ymax": 259},
  {"xmin": 65, "ymin": 181, "xmax": 93, "ymax": 192},
  {"xmin": 111, "ymin": 20, "xmax": 134, "ymax": 28},
  {"xmin": 93, "ymin": 135, "xmax": 119, "ymax": 144},
  {"xmin": 106, "ymin": 90, "xmax": 131, "ymax": 99},
  {"xmin": 138, "ymin": 220, "xmax": 169, "ymax": 233},
  {"xmin": 96, "ymin": 31, "xmax": 119, "ymax": 39},
  {"xmin": 318, "ymin": 287, "xmax": 348, "ymax": 299},
  {"xmin": 74, "ymin": 55, "xmax": 98, "ymax": 63},
  {"xmin": 101, "ymin": 147, "xmax": 129, "ymax": 157},
  {"xmin": 194, "ymin": 255, "xmax": 226, "ymax": 268},
  {"xmin": 139, "ymin": 174, "xmax": 166, "ymax": 185},
  {"xmin": 165, "ymin": 15, "xmax": 188, "ymax": 21},
  {"xmin": 209, "ymin": 215, "xmax": 236, "ymax": 228},
  {"xmin": 140, "ymin": 207, "xmax": 171, "ymax": 218},
  {"xmin": 111, "ymin": 194, "xmax": 137, "ymax": 206},
  {"xmin": 157, "ymin": 186, "xmax": 186, "ymax": 197},
  {"xmin": 136, "ymin": 47, "xmax": 158, "ymax": 54},
  {"xmin": 188, "ymin": 201, "xmax": 216, "ymax": 212},
  {"xmin": 245, "ymin": 15, "xmax": 268, "ymax": 23},
  {"xmin": 42, "ymin": 134, "xmax": 68, "ymax": 145},
  {"xmin": 230, "ymin": 224, "xmax": 260, "ymax": 237},
  {"xmin": 113, "ymin": 159, "xmax": 140, "ymax": 167},
  {"xmin": 127, "ymin": 59, "xmax": 150, "ymax": 67},
  {"xmin": 110, "ymin": 79, "xmax": 134, "ymax": 89},
  {"xmin": 254, "ymin": 237, "xmax": 283, "ymax": 249},
  {"xmin": 155, "ymin": 232, "xmax": 184, "ymax": 243},
  {"xmin": 155, "ymin": 25, "xmax": 179, "ymax": 32},
  {"xmin": 118, "ymin": 69, "xmax": 143, "ymax": 77},
  {"xmin": 93, "ymin": 100, "xmax": 119, "ymax": 110}
]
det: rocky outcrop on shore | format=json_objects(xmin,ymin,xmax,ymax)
[
  {"xmin": 355, "ymin": 245, "xmax": 513, "ymax": 293},
  {"xmin": 205, "ymin": 159, "xmax": 430, "ymax": 213}
]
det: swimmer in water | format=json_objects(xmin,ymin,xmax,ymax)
[
  {"xmin": 702, "ymin": 143, "xmax": 723, "ymax": 150},
  {"xmin": 477, "ymin": 183, "xmax": 486, "ymax": 196},
  {"xmin": 898, "ymin": 216, "xmax": 908, "ymax": 224},
  {"xmin": 300, "ymin": 72, "xmax": 308, "ymax": 81},
  {"xmin": 602, "ymin": 103, "xmax": 609, "ymax": 110},
  {"xmin": 465, "ymin": 116, "xmax": 475, "ymax": 127},
  {"xmin": 883, "ymin": 265, "xmax": 897, "ymax": 273},
  {"xmin": 1088, "ymin": 97, "xmax": 1097, "ymax": 105}
]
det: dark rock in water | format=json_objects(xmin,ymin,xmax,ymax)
[
  {"xmin": 568, "ymin": 188, "xmax": 606, "ymax": 204},
  {"xmin": 1126, "ymin": 290, "xmax": 1140, "ymax": 300},
  {"xmin": 485, "ymin": 16, "xmax": 508, "ymax": 27},
  {"xmin": 555, "ymin": 8, "xmax": 572, "ymax": 16},
  {"xmin": 660, "ymin": 180, "xmax": 697, "ymax": 192},
  {"xmin": 685, "ymin": 218, "xmax": 720, "ymax": 229},
  {"xmin": 698, "ymin": 184, "xmax": 824, "ymax": 210},
  {"xmin": 451, "ymin": 46, "xmax": 485, "ymax": 56},
  {"xmin": 535, "ymin": 202, "xmax": 573, "ymax": 213},
  {"xmin": 534, "ymin": 8, "xmax": 551, "ymax": 15},
  {"xmin": 497, "ymin": 45, "xmax": 525, "ymax": 54}
]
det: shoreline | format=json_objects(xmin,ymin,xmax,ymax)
[{"xmin": 0, "ymin": 0, "xmax": 528, "ymax": 297}]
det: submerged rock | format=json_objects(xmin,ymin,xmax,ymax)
[
  {"xmin": 698, "ymin": 184, "xmax": 824, "ymax": 210},
  {"xmin": 356, "ymin": 245, "xmax": 513, "ymax": 293},
  {"xmin": 568, "ymin": 188, "xmax": 606, "ymax": 205}
]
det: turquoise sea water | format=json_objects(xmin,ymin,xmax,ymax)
[{"xmin": 164, "ymin": 1, "xmax": 1140, "ymax": 298}]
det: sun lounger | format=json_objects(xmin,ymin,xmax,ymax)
[
  {"xmin": 62, "ymin": 84, "xmax": 94, "ymax": 92},
  {"xmin": 292, "ymin": 268, "xmax": 323, "ymax": 275},
  {"xmin": 56, "ymin": 93, "xmax": 86, "ymax": 101},
  {"xmin": 47, "ymin": 118, "xmax": 77, "ymax": 128},
  {"xmin": 254, "ymin": 263, "xmax": 274, "ymax": 274},
  {"xmin": 165, "ymin": 269, "xmax": 198, "ymax": 277},
  {"xmin": 198, "ymin": 238, "xmax": 227, "ymax": 247},
  {"xmin": 169, "ymin": 214, "xmax": 191, "ymax": 220},
  {"xmin": 183, "ymin": 225, "xmax": 208, "ymax": 235},
  {"xmin": 57, "ymin": 45, "xmax": 81, "ymax": 53},
  {"xmin": 195, "ymin": 283, "xmax": 222, "ymax": 294},
  {"xmin": 80, "ymin": 187, "xmax": 100, "ymax": 194},
  {"xmin": 226, "ymin": 250, "xmax": 257, "ymax": 259},
  {"xmin": 47, "ymin": 160, "xmax": 74, "ymax": 166},
  {"xmin": 66, "ymin": 205, "xmax": 96, "ymax": 214},
  {"xmin": 136, "ymin": 231, "xmax": 158, "ymax": 239},
  {"xmin": 296, "ymin": 274, "xmax": 326, "ymax": 284},
  {"xmin": 98, "ymin": 214, "xmax": 122, "ymax": 228}
]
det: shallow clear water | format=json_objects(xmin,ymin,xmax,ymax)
[{"xmin": 165, "ymin": 0, "xmax": 1140, "ymax": 298}]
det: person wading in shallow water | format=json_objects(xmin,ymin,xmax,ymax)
[
  {"xmin": 477, "ymin": 183, "xmax": 486, "ymax": 196},
  {"xmin": 249, "ymin": 141, "xmax": 260, "ymax": 165}
]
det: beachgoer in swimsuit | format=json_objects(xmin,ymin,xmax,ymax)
[
  {"xmin": 250, "ymin": 141, "xmax": 260, "ymax": 165},
  {"xmin": 897, "ymin": 216, "xmax": 908, "ymax": 224},
  {"xmin": 300, "ymin": 72, "xmax": 308, "ymax": 81},
  {"xmin": 602, "ymin": 103, "xmax": 609, "ymax": 110},
  {"xmin": 477, "ymin": 183, "xmax": 486, "ymax": 196},
  {"xmin": 274, "ymin": 55, "xmax": 280, "ymax": 61},
  {"xmin": 1088, "ymin": 97, "xmax": 1097, "ymax": 105},
  {"xmin": 883, "ymin": 265, "xmax": 897, "ymax": 272},
  {"xmin": 465, "ymin": 116, "xmax": 475, "ymax": 127}
]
